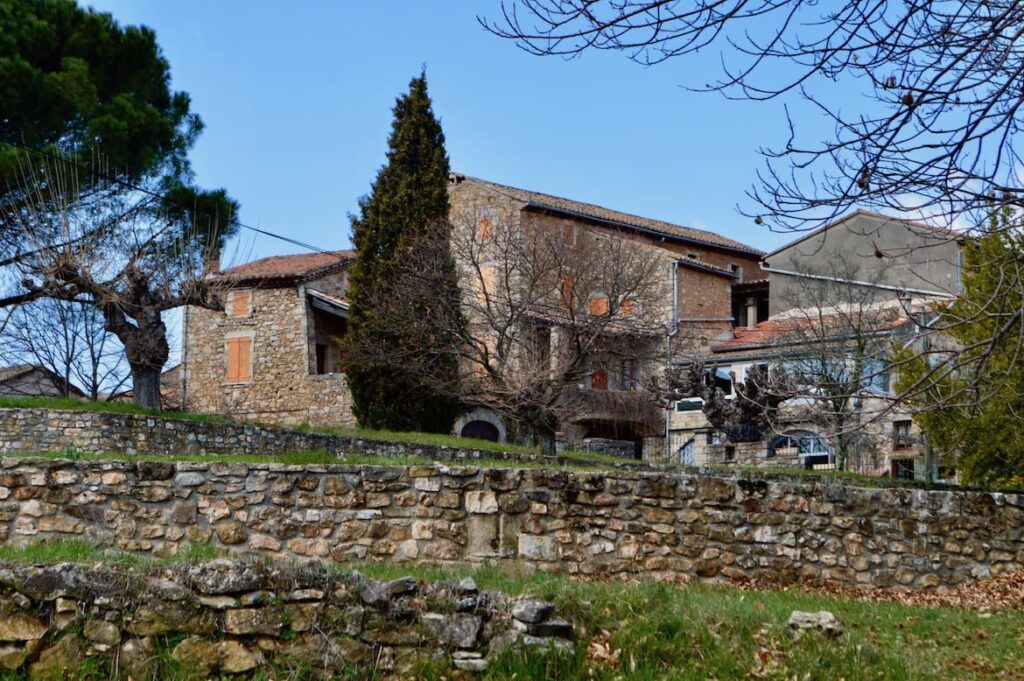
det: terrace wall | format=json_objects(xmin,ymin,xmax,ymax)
[{"xmin": 0, "ymin": 456, "xmax": 1020, "ymax": 590}]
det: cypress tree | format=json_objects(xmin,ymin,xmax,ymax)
[{"xmin": 345, "ymin": 72, "xmax": 463, "ymax": 432}]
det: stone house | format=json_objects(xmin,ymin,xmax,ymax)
[
  {"xmin": 667, "ymin": 211, "xmax": 963, "ymax": 478},
  {"xmin": 0, "ymin": 364, "xmax": 84, "ymax": 399},
  {"xmin": 181, "ymin": 250, "xmax": 356, "ymax": 427},
  {"xmin": 181, "ymin": 175, "xmax": 765, "ymax": 456},
  {"xmin": 446, "ymin": 174, "xmax": 765, "ymax": 457}
]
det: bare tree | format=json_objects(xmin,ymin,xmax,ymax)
[
  {"xmin": 0, "ymin": 158, "xmax": 236, "ymax": 409},
  {"xmin": 349, "ymin": 206, "xmax": 672, "ymax": 454},
  {"xmin": 485, "ymin": 2, "xmax": 1024, "ymax": 230},
  {"xmin": 0, "ymin": 298, "xmax": 128, "ymax": 399}
]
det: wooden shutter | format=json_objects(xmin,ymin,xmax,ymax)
[
  {"xmin": 560, "ymin": 275, "xmax": 575, "ymax": 306},
  {"xmin": 226, "ymin": 337, "xmax": 252, "ymax": 382},
  {"xmin": 588, "ymin": 296, "xmax": 609, "ymax": 316},
  {"xmin": 229, "ymin": 290, "xmax": 251, "ymax": 317},
  {"xmin": 478, "ymin": 266, "xmax": 496, "ymax": 304},
  {"xmin": 477, "ymin": 215, "xmax": 494, "ymax": 241},
  {"xmin": 590, "ymin": 366, "xmax": 608, "ymax": 390},
  {"xmin": 620, "ymin": 298, "xmax": 638, "ymax": 316}
]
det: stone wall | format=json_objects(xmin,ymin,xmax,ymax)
[
  {"xmin": 0, "ymin": 456, "xmax": 1021, "ymax": 590},
  {"xmin": 183, "ymin": 275, "xmax": 356, "ymax": 428},
  {"xmin": 0, "ymin": 559, "xmax": 572, "ymax": 678},
  {"xmin": 0, "ymin": 408, "xmax": 650, "ymax": 470}
]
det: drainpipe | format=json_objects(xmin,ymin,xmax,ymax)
[{"xmin": 663, "ymin": 260, "xmax": 680, "ymax": 461}]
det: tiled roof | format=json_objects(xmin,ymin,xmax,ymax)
[
  {"xmin": 451, "ymin": 175, "xmax": 763, "ymax": 256},
  {"xmin": 711, "ymin": 308, "xmax": 915, "ymax": 355},
  {"xmin": 677, "ymin": 257, "xmax": 736, "ymax": 278},
  {"xmin": 0, "ymin": 364, "xmax": 35, "ymax": 383},
  {"xmin": 215, "ymin": 250, "xmax": 354, "ymax": 284},
  {"xmin": 308, "ymin": 289, "xmax": 349, "ymax": 310}
]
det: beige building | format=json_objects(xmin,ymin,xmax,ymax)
[
  {"xmin": 667, "ymin": 211, "xmax": 963, "ymax": 478},
  {"xmin": 181, "ymin": 250, "xmax": 356, "ymax": 427}
]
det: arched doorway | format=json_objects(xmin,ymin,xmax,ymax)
[{"xmin": 460, "ymin": 420, "xmax": 500, "ymax": 442}]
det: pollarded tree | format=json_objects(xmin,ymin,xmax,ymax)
[
  {"xmin": 0, "ymin": 160, "xmax": 238, "ymax": 409},
  {"xmin": 345, "ymin": 72, "xmax": 464, "ymax": 433}
]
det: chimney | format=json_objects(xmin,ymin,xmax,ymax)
[
  {"xmin": 745, "ymin": 297, "xmax": 758, "ymax": 330},
  {"xmin": 203, "ymin": 244, "xmax": 221, "ymax": 276},
  {"xmin": 448, "ymin": 172, "xmax": 466, "ymax": 185}
]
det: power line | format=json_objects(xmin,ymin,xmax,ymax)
[{"xmin": 1, "ymin": 141, "xmax": 348, "ymax": 261}]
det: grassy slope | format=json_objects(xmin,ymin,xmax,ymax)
[{"xmin": 0, "ymin": 540, "xmax": 1017, "ymax": 680}]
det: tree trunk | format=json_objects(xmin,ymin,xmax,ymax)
[{"xmin": 131, "ymin": 363, "xmax": 162, "ymax": 410}]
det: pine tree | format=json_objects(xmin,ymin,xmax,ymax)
[{"xmin": 345, "ymin": 72, "xmax": 463, "ymax": 433}]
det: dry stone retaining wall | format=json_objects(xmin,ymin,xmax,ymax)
[
  {"xmin": 0, "ymin": 408, "xmax": 646, "ymax": 469},
  {"xmin": 0, "ymin": 559, "xmax": 572, "ymax": 677},
  {"xmin": 0, "ymin": 457, "xmax": 1021, "ymax": 590}
]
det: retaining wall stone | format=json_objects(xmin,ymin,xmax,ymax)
[{"xmin": 0, "ymin": 456, "xmax": 1020, "ymax": 590}]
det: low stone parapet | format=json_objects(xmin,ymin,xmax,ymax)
[{"xmin": 0, "ymin": 457, "xmax": 1020, "ymax": 590}]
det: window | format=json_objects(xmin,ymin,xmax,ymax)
[
  {"xmin": 590, "ymin": 366, "xmax": 608, "ymax": 390},
  {"xmin": 477, "ymin": 212, "xmax": 495, "ymax": 241},
  {"xmin": 676, "ymin": 398, "xmax": 703, "ymax": 412},
  {"xmin": 892, "ymin": 458, "xmax": 915, "ymax": 479},
  {"xmin": 729, "ymin": 264, "xmax": 741, "ymax": 280},
  {"xmin": 588, "ymin": 295, "xmax": 609, "ymax": 316},
  {"xmin": 560, "ymin": 274, "xmax": 576, "ymax": 306},
  {"xmin": 620, "ymin": 298, "xmax": 639, "ymax": 316},
  {"xmin": 227, "ymin": 290, "xmax": 252, "ymax": 318},
  {"xmin": 862, "ymin": 359, "xmax": 890, "ymax": 393},
  {"xmin": 687, "ymin": 252, "xmax": 699, "ymax": 260},
  {"xmin": 562, "ymin": 223, "xmax": 576, "ymax": 245},
  {"xmin": 619, "ymin": 359, "xmax": 639, "ymax": 390},
  {"xmin": 710, "ymin": 366, "xmax": 733, "ymax": 396},
  {"xmin": 893, "ymin": 420, "xmax": 913, "ymax": 448},
  {"xmin": 225, "ymin": 335, "xmax": 252, "ymax": 383}
]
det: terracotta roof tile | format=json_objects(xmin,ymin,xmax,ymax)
[
  {"xmin": 712, "ymin": 308, "xmax": 915, "ymax": 355},
  {"xmin": 215, "ymin": 250, "xmax": 353, "ymax": 284},
  {"xmin": 452, "ymin": 175, "xmax": 763, "ymax": 256}
]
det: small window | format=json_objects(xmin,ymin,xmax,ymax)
[
  {"xmin": 687, "ymin": 252, "xmax": 700, "ymax": 260},
  {"xmin": 477, "ymin": 213, "xmax": 495, "ymax": 241},
  {"xmin": 620, "ymin": 298, "xmax": 639, "ymax": 316},
  {"xmin": 590, "ymin": 366, "xmax": 608, "ymax": 390},
  {"xmin": 227, "ymin": 290, "xmax": 252, "ymax": 318},
  {"xmin": 892, "ymin": 458, "xmax": 915, "ymax": 479},
  {"xmin": 225, "ymin": 336, "xmax": 252, "ymax": 383},
  {"xmin": 724, "ymin": 445, "xmax": 736, "ymax": 462},
  {"xmin": 893, "ymin": 420, "xmax": 913, "ymax": 448},
  {"xmin": 729, "ymin": 264, "xmax": 741, "ymax": 281},
  {"xmin": 588, "ymin": 295, "xmax": 609, "ymax": 316},
  {"xmin": 560, "ymin": 274, "xmax": 576, "ymax": 306},
  {"xmin": 562, "ymin": 223, "xmax": 576, "ymax": 245},
  {"xmin": 676, "ymin": 398, "xmax": 703, "ymax": 412}
]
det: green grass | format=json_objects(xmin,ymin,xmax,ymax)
[
  {"xmin": 0, "ymin": 537, "xmax": 222, "ymax": 568},
  {"xmin": 0, "ymin": 542, "xmax": 1019, "ymax": 679},
  {"xmin": 351, "ymin": 563, "xmax": 1024, "ymax": 681},
  {"xmin": 0, "ymin": 395, "xmax": 232, "ymax": 425}
]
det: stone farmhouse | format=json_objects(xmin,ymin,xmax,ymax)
[
  {"xmin": 181, "ymin": 175, "xmax": 766, "ymax": 455},
  {"xmin": 182, "ymin": 250, "xmax": 356, "ymax": 426},
  {"xmin": 668, "ymin": 210, "xmax": 963, "ymax": 478}
]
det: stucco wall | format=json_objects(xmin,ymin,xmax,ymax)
[{"xmin": 1, "ymin": 455, "xmax": 1020, "ymax": 590}]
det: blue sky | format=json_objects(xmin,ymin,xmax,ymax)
[{"xmin": 86, "ymin": 1, "xmax": 800, "ymax": 262}]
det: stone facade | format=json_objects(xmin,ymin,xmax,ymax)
[
  {"xmin": 0, "ymin": 559, "xmax": 573, "ymax": 677},
  {"xmin": 183, "ymin": 268, "xmax": 356, "ymax": 428},
  {"xmin": 1, "ymin": 456, "xmax": 1020, "ymax": 590}
]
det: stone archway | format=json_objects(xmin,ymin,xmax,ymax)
[{"xmin": 453, "ymin": 408, "xmax": 508, "ymax": 444}]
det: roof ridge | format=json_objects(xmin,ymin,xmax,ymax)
[{"xmin": 454, "ymin": 174, "xmax": 763, "ymax": 256}]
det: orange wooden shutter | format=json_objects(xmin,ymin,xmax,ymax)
[
  {"xmin": 621, "ymin": 298, "xmax": 638, "ymax": 316},
  {"xmin": 591, "ymin": 367, "xmax": 608, "ymax": 390},
  {"xmin": 562, "ymin": 223, "xmax": 575, "ymax": 244},
  {"xmin": 226, "ymin": 337, "xmax": 252, "ymax": 382},
  {"xmin": 478, "ymin": 267, "xmax": 496, "ymax": 304},
  {"xmin": 229, "ymin": 290, "xmax": 251, "ymax": 317},
  {"xmin": 238, "ymin": 337, "xmax": 251, "ymax": 381},
  {"xmin": 477, "ymin": 215, "xmax": 494, "ymax": 241},
  {"xmin": 589, "ymin": 296, "xmax": 609, "ymax": 316},
  {"xmin": 560, "ymin": 275, "xmax": 575, "ymax": 306}
]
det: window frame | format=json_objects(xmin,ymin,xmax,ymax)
[{"xmin": 226, "ymin": 289, "xmax": 253, "ymax": 318}]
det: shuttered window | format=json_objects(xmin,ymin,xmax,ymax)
[
  {"xmin": 228, "ymin": 290, "xmax": 252, "ymax": 317},
  {"xmin": 226, "ymin": 336, "xmax": 252, "ymax": 383},
  {"xmin": 588, "ymin": 295, "xmax": 609, "ymax": 316},
  {"xmin": 477, "ymin": 214, "xmax": 494, "ymax": 241}
]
